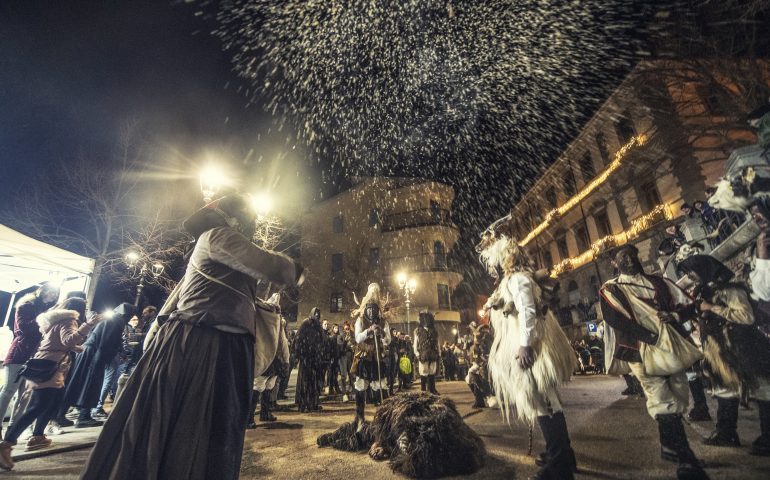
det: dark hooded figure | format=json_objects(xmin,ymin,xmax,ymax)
[
  {"xmin": 59, "ymin": 303, "xmax": 133, "ymax": 427},
  {"xmin": 677, "ymin": 255, "xmax": 770, "ymax": 455},
  {"xmin": 80, "ymin": 194, "xmax": 303, "ymax": 480},
  {"xmin": 295, "ymin": 308, "xmax": 324, "ymax": 413},
  {"xmin": 413, "ymin": 311, "xmax": 440, "ymax": 394}
]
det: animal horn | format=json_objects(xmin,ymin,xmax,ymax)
[{"xmin": 353, "ymin": 292, "xmax": 360, "ymax": 306}]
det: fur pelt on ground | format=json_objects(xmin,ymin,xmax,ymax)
[{"xmin": 317, "ymin": 392, "xmax": 486, "ymax": 478}]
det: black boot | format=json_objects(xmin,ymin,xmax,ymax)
[
  {"xmin": 751, "ymin": 400, "xmax": 770, "ymax": 456},
  {"xmin": 687, "ymin": 378, "xmax": 712, "ymax": 422},
  {"xmin": 657, "ymin": 414, "xmax": 708, "ymax": 479},
  {"xmin": 428, "ymin": 375, "xmax": 439, "ymax": 395},
  {"xmin": 247, "ymin": 389, "xmax": 259, "ymax": 428},
  {"xmin": 354, "ymin": 390, "xmax": 366, "ymax": 432},
  {"xmin": 531, "ymin": 412, "xmax": 575, "ymax": 480},
  {"xmin": 470, "ymin": 383, "xmax": 486, "ymax": 408},
  {"xmin": 259, "ymin": 389, "xmax": 277, "ymax": 422},
  {"xmin": 420, "ymin": 376, "xmax": 427, "ymax": 392},
  {"xmin": 703, "ymin": 397, "xmax": 739, "ymax": 446},
  {"xmin": 621, "ymin": 374, "xmax": 636, "ymax": 395}
]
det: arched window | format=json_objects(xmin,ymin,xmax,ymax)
[{"xmin": 434, "ymin": 241, "xmax": 447, "ymax": 269}]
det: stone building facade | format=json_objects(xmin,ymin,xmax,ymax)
[
  {"xmin": 299, "ymin": 177, "xmax": 463, "ymax": 344},
  {"xmin": 506, "ymin": 59, "xmax": 770, "ymax": 339}
]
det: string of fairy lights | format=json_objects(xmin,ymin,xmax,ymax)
[
  {"xmin": 499, "ymin": 132, "xmax": 673, "ymax": 277},
  {"xmin": 548, "ymin": 203, "xmax": 673, "ymax": 277},
  {"xmin": 518, "ymin": 134, "xmax": 648, "ymax": 247}
]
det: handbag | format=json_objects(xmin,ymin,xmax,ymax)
[
  {"xmin": 16, "ymin": 358, "xmax": 62, "ymax": 384},
  {"xmin": 640, "ymin": 322, "xmax": 703, "ymax": 376}
]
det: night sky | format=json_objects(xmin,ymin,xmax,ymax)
[{"xmin": 1, "ymin": 1, "xmax": 762, "ymax": 309}]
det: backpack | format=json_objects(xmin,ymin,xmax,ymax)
[{"xmin": 399, "ymin": 354, "xmax": 412, "ymax": 375}]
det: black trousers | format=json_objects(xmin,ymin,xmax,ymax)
[{"xmin": 5, "ymin": 387, "xmax": 63, "ymax": 442}]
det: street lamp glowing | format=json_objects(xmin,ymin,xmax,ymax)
[
  {"xmin": 407, "ymin": 278, "xmax": 417, "ymax": 292},
  {"xmin": 125, "ymin": 251, "xmax": 139, "ymax": 265},
  {"xmin": 151, "ymin": 263, "xmax": 164, "ymax": 277},
  {"xmin": 102, "ymin": 309, "xmax": 114, "ymax": 319},
  {"xmin": 397, "ymin": 271, "xmax": 407, "ymax": 286},
  {"xmin": 251, "ymin": 193, "xmax": 273, "ymax": 215},
  {"xmin": 452, "ymin": 328, "xmax": 458, "ymax": 335},
  {"xmin": 200, "ymin": 164, "xmax": 226, "ymax": 203},
  {"xmin": 478, "ymin": 309, "xmax": 486, "ymax": 318}
]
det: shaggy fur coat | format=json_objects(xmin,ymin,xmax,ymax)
[
  {"xmin": 700, "ymin": 284, "xmax": 770, "ymax": 392},
  {"xmin": 317, "ymin": 392, "xmax": 485, "ymax": 478}
]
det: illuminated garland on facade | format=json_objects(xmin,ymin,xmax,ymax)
[
  {"xmin": 549, "ymin": 203, "xmax": 673, "ymax": 278},
  {"xmin": 519, "ymin": 134, "xmax": 648, "ymax": 247}
]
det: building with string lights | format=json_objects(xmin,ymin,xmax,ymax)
[
  {"xmin": 298, "ymin": 177, "xmax": 463, "ymax": 344},
  {"xmin": 506, "ymin": 59, "xmax": 770, "ymax": 339}
]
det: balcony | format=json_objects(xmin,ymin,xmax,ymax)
[{"xmin": 381, "ymin": 208, "xmax": 455, "ymax": 232}]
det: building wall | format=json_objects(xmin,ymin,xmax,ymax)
[
  {"xmin": 299, "ymin": 177, "xmax": 464, "ymax": 345},
  {"xmin": 506, "ymin": 60, "xmax": 769, "ymax": 329}
]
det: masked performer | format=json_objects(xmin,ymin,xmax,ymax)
[
  {"xmin": 677, "ymin": 255, "xmax": 770, "ymax": 455},
  {"xmin": 600, "ymin": 244, "xmax": 708, "ymax": 480},
  {"xmin": 351, "ymin": 283, "xmax": 391, "ymax": 430},
  {"xmin": 412, "ymin": 311, "xmax": 440, "ymax": 394},
  {"xmin": 79, "ymin": 194, "xmax": 303, "ymax": 480},
  {"xmin": 295, "ymin": 308, "xmax": 324, "ymax": 413},
  {"xmin": 476, "ymin": 228, "xmax": 577, "ymax": 480},
  {"xmin": 467, "ymin": 321, "xmax": 494, "ymax": 408},
  {"xmin": 248, "ymin": 293, "xmax": 289, "ymax": 426}
]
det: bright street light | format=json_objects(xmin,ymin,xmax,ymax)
[
  {"xmin": 478, "ymin": 309, "xmax": 486, "ymax": 318},
  {"xmin": 251, "ymin": 192, "xmax": 273, "ymax": 216},
  {"xmin": 125, "ymin": 251, "xmax": 140, "ymax": 265},
  {"xmin": 200, "ymin": 164, "xmax": 227, "ymax": 203}
]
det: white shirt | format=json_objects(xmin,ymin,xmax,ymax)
[
  {"xmin": 503, "ymin": 272, "xmax": 538, "ymax": 347},
  {"xmin": 354, "ymin": 316, "xmax": 391, "ymax": 346},
  {"xmin": 751, "ymin": 257, "xmax": 770, "ymax": 301}
]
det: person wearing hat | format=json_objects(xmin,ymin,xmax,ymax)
[
  {"xmin": 413, "ymin": 310, "xmax": 440, "ymax": 395},
  {"xmin": 80, "ymin": 194, "xmax": 303, "ymax": 480}
]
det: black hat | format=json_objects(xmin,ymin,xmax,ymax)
[{"xmin": 182, "ymin": 193, "xmax": 256, "ymax": 240}]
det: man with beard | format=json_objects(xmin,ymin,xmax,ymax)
[
  {"xmin": 600, "ymin": 244, "xmax": 708, "ymax": 480},
  {"xmin": 295, "ymin": 308, "xmax": 324, "ymax": 413},
  {"xmin": 413, "ymin": 311, "xmax": 440, "ymax": 394},
  {"xmin": 351, "ymin": 283, "xmax": 391, "ymax": 430}
]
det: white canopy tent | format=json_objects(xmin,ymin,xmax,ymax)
[{"xmin": 0, "ymin": 224, "xmax": 94, "ymax": 326}]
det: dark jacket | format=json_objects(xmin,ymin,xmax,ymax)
[
  {"xmin": 63, "ymin": 305, "xmax": 133, "ymax": 408},
  {"xmin": 414, "ymin": 326, "xmax": 440, "ymax": 363},
  {"xmin": 5, "ymin": 293, "xmax": 46, "ymax": 365},
  {"xmin": 170, "ymin": 227, "xmax": 298, "ymax": 338}
]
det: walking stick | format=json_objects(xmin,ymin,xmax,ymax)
[{"xmin": 373, "ymin": 326, "xmax": 385, "ymax": 404}]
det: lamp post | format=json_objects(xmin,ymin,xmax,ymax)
[
  {"xmin": 397, "ymin": 272, "xmax": 417, "ymax": 335},
  {"xmin": 125, "ymin": 252, "xmax": 164, "ymax": 308}
]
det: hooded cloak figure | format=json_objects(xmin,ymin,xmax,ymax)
[
  {"xmin": 295, "ymin": 307, "xmax": 324, "ymax": 413},
  {"xmin": 476, "ymin": 228, "xmax": 577, "ymax": 480},
  {"xmin": 351, "ymin": 283, "xmax": 391, "ymax": 430},
  {"xmin": 413, "ymin": 311, "xmax": 440, "ymax": 394},
  {"xmin": 677, "ymin": 255, "xmax": 770, "ymax": 455},
  {"xmin": 80, "ymin": 194, "xmax": 303, "ymax": 480}
]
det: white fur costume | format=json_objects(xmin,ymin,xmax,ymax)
[{"xmin": 481, "ymin": 236, "xmax": 575, "ymax": 424}]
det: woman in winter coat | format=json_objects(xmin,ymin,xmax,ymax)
[
  {"xmin": 59, "ymin": 303, "xmax": 132, "ymax": 428},
  {"xmin": 0, "ymin": 283, "xmax": 59, "ymax": 433},
  {"xmin": 0, "ymin": 297, "xmax": 99, "ymax": 470}
]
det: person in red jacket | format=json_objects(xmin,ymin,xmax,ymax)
[{"xmin": 0, "ymin": 283, "xmax": 59, "ymax": 435}]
